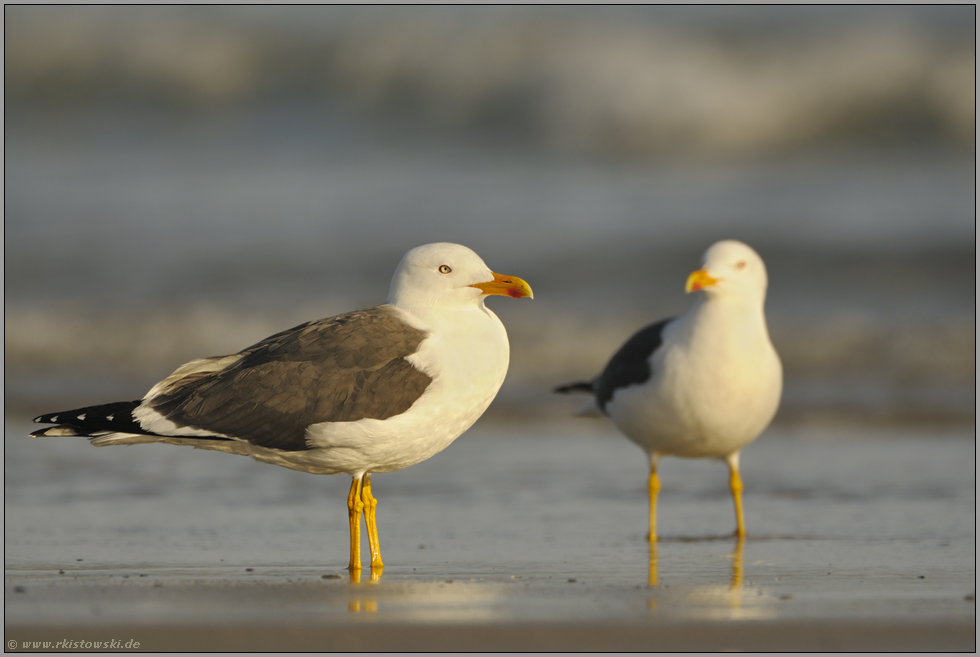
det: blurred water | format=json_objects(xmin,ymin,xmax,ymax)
[
  {"xmin": 5, "ymin": 105, "xmax": 974, "ymax": 314},
  {"xmin": 5, "ymin": 103, "xmax": 975, "ymax": 424},
  {"xmin": 3, "ymin": 7, "xmax": 976, "ymax": 425}
]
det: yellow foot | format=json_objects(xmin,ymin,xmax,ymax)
[{"xmin": 349, "ymin": 565, "xmax": 382, "ymax": 585}]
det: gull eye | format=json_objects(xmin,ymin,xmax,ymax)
[
  {"xmin": 439, "ymin": 265, "xmax": 452, "ymax": 274},
  {"xmin": 735, "ymin": 261, "xmax": 747, "ymax": 270}
]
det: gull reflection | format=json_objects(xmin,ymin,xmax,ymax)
[
  {"xmin": 348, "ymin": 566, "xmax": 382, "ymax": 614},
  {"xmin": 348, "ymin": 598, "xmax": 378, "ymax": 613},
  {"xmin": 730, "ymin": 536, "xmax": 744, "ymax": 591},
  {"xmin": 648, "ymin": 536, "xmax": 744, "ymax": 590},
  {"xmin": 648, "ymin": 536, "xmax": 771, "ymax": 619},
  {"xmin": 343, "ymin": 578, "xmax": 511, "ymax": 623},
  {"xmin": 649, "ymin": 542, "xmax": 659, "ymax": 587}
]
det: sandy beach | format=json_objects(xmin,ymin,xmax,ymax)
[
  {"xmin": 5, "ymin": 419, "xmax": 975, "ymax": 651},
  {"xmin": 7, "ymin": 618, "xmax": 974, "ymax": 652}
]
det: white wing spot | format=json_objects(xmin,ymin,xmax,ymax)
[
  {"xmin": 51, "ymin": 416, "xmax": 58, "ymax": 422},
  {"xmin": 78, "ymin": 414, "xmax": 87, "ymax": 421},
  {"xmin": 106, "ymin": 414, "xmax": 115, "ymax": 421}
]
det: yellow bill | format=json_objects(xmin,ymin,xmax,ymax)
[
  {"xmin": 470, "ymin": 272, "xmax": 534, "ymax": 299},
  {"xmin": 685, "ymin": 269, "xmax": 719, "ymax": 293}
]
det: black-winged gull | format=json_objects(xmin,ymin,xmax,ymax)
[
  {"xmin": 31, "ymin": 242, "xmax": 533, "ymax": 573},
  {"xmin": 555, "ymin": 240, "xmax": 781, "ymax": 541}
]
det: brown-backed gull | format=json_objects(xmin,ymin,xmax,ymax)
[
  {"xmin": 32, "ymin": 242, "xmax": 533, "ymax": 573},
  {"xmin": 556, "ymin": 240, "xmax": 781, "ymax": 541}
]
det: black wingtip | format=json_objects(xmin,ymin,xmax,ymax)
[
  {"xmin": 553, "ymin": 381, "xmax": 595, "ymax": 395},
  {"xmin": 30, "ymin": 401, "xmax": 145, "ymax": 436}
]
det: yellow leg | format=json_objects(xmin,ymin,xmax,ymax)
[
  {"xmin": 362, "ymin": 474, "xmax": 384, "ymax": 570},
  {"xmin": 726, "ymin": 453, "xmax": 746, "ymax": 538},
  {"xmin": 347, "ymin": 477, "xmax": 364, "ymax": 572},
  {"xmin": 647, "ymin": 457, "xmax": 661, "ymax": 542}
]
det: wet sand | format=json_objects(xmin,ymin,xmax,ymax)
[
  {"xmin": 5, "ymin": 419, "xmax": 975, "ymax": 651},
  {"xmin": 6, "ymin": 618, "xmax": 973, "ymax": 652}
]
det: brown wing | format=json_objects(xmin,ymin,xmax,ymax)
[{"xmin": 148, "ymin": 306, "xmax": 432, "ymax": 451}]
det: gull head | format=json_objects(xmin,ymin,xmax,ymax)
[
  {"xmin": 685, "ymin": 240, "xmax": 769, "ymax": 306},
  {"xmin": 388, "ymin": 242, "xmax": 533, "ymax": 310}
]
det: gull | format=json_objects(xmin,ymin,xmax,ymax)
[
  {"xmin": 32, "ymin": 242, "xmax": 533, "ymax": 572},
  {"xmin": 556, "ymin": 240, "xmax": 781, "ymax": 540}
]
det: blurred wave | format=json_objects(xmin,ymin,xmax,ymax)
[
  {"xmin": 5, "ymin": 6, "xmax": 974, "ymax": 158},
  {"xmin": 5, "ymin": 301, "xmax": 976, "ymax": 426},
  {"xmin": 4, "ymin": 6, "xmax": 976, "ymax": 427},
  {"xmin": 6, "ymin": 243, "xmax": 975, "ymax": 426}
]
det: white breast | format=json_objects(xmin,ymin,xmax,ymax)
[
  {"xmin": 301, "ymin": 304, "xmax": 510, "ymax": 477},
  {"xmin": 606, "ymin": 302, "xmax": 782, "ymax": 459}
]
